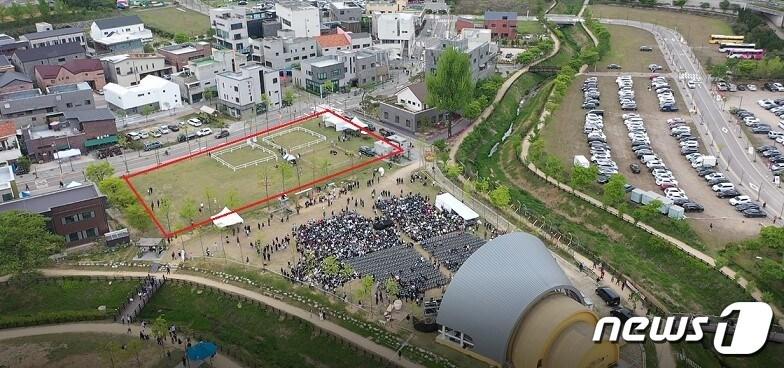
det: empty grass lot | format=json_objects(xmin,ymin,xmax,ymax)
[
  {"xmin": 138, "ymin": 283, "xmax": 380, "ymax": 368},
  {"xmin": 129, "ymin": 7, "xmax": 210, "ymax": 37},
  {"xmin": 517, "ymin": 21, "xmax": 546, "ymax": 35},
  {"xmin": 588, "ymin": 5, "xmax": 733, "ymax": 66},
  {"xmin": 595, "ymin": 24, "xmax": 669, "ymax": 73},
  {"xmin": 0, "ymin": 279, "xmax": 137, "ymax": 325},
  {"xmin": 128, "ymin": 118, "xmax": 381, "ymax": 233},
  {"xmin": 455, "ymin": 0, "xmax": 541, "ymax": 15}
]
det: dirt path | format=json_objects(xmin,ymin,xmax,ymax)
[
  {"xmin": 655, "ymin": 340, "xmax": 677, "ymax": 368},
  {"xmin": 0, "ymin": 322, "xmax": 241, "ymax": 368},
  {"xmin": 21, "ymin": 268, "xmax": 425, "ymax": 368}
]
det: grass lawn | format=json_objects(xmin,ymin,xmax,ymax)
[
  {"xmin": 0, "ymin": 333, "xmax": 183, "ymax": 368},
  {"xmin": 551, "ymin": 0, "xmax": 584, "ymax": 15},
  {"xmin": 129, "ymin": 6, "xmax": 210, "ymax": 37},
  {"xmin": 517, "ymin": 21, "xmax": 546, "ymax": 34},
  {"xmin": 138, "ymin": 283, "xmax": 382, "ymax": 368},
  {"xmin": 596, "ymin": 24, "xmax": 670, "ymax": 73},
  {"xmin": 455, "ymin": 0, "xmax": 543, "ymax": 15},
  {"xmin": 128, "ymin": 118, "xmax": 384, "ymax": 234},
  {"xmin": 588, "ymin": 4, "xmax": 733, "ymax": 66},
  {"xmin": 0, "ymin": 279, "xmax": 137, "ymax": 325}
]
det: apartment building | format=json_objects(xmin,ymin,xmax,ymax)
[
  {"xmin": 425, "ymin": 30, "xmax": 496, "ymax": 81},
  {"xmin": 101, "ymin": 53, "xmax": 171, "ymax": 87},
  {"xmin": 365, "ymin": 0, "xmax": 409, "ymax": 14},
  {"xmin": 372, "ymin": 12, "xmax": 418, "ymax": 57},
  {"xmin": 293, "ymin": 56, "xmax": 345, "ymax": 95},
  {"xmin": 276, "ymin": 0, "xmax": 320, "ymax": 38},
  {"xmin": 20, "ymin": 26, "xmax": 86, "ymax": 49},
  {"xmin": 317, "ymin": 29, "xmax": 372, "ymax": 56},
  {"xmin": 253, "ymin": 30, "xmax": 318, "ymax": 70},
  {"xmin": 34, "ymin": 59, "xmax": 106, "ymax": 91},
  {"xmin": 171, "ymin": 49, "xmax": 235, "ymax": 103},
  {"xmin": 21, "ymin": 108, "xmax": 118, "ymax": 162},
  {"xmin": 378, "ymin": 82, "xmax": 444, "ymax": 133},
  {"xmin": 0, "ymin": 82, "xmax": 94, "ymax": 127},
  {"xmin": 330, "ymin": 2, "xmax": 363, "ymax": 22},
  {"xmin": 0, "ymin": 166, "xmax": 18, "ymax": 202},
  {"xmin": 90, "ymin": 15, "xmax": 152, "ymax": 55},
  {"xmin": 216, "ymin": 64, "xmax": 281, "ymax": 118},
  {"xmin": 11, "ymin": 42, "xmax": 86, "ymax": 78},
  {"xmin": 158, "ymin": 42, "xmax": 212, "ymax": 72},
  {"xmin": 210, "ymin": 7, "xmax": 250, "ymax": 53},
  {"xmin": 336, "ymin": 47, "xmax": 389, "ymax": 86},
  {"xmin": 104, "ymin": 75, "xmax": 182, "ymax": 114}
]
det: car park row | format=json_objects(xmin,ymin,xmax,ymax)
[
  {"xmin": 649, "ymin": 76, "xmax": 679, "ymax": 112},
  {"xmin": 582, "ymin": 78, "xmax": 618, "ymax": 180}
]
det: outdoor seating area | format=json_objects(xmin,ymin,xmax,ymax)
[
  {"xmin": 375, "ymin": 194, "xmax": 467, "ymax": 241},
  {"xmin": 420, "ymin": 232, "xmax": 486, "ymax": 272}
]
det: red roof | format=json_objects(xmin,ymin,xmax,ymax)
[
  {"xmin": 316, "ymin": 34, "xmax": 350, "ymax": 48},
  {"xmin": 0, "ymin": 121, "xmax": 15, "ymax": 138},
  {"xmin": 34, "ymin": 59, "xmax": 103, "ymax": 79}
]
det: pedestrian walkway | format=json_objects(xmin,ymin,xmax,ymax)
[
  {"xmin": 0, "ymin": 322, "xmax": 241, "ymax": 368},
  {"xmin": 119, "ymin": 275, "xmax": 165, "ymax": 324},
  {"xmin": 30, "ymin": 268, "xmax": 424, "ymax": 368}
]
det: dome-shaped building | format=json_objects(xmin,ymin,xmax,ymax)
[{"xmin": 436, "ymin": 232, "xmax": 619, "ymax": 368}]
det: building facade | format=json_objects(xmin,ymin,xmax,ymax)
[
  {"xmin": 276, "ymin": 0, "xmax": 321, "ymax": 38},
  {"xmin": 253, "ymin": 30, "xmax": 318, "ymax": 70},
  {"xmin": 372, "ymin": 13, "xmax": 417, "ymax": 57},
  {"xmin": 483, "ymin": 11, "xmax": 517, "ymax": 39},
  {"xmin": 210, "ymin": 7, "xmax": 250, "ymax": 53},
  {"xmin": 11, "ymin": 42, "xmax": 86, "ymax": 79},
  {"xmin": 0, "ymin": 121, "xmax": 21, "ymax": 168},
  {"xmin": 20, "ymin": 27, "xmax": 86, "ymax": 49},
  {"xmin": 104, "ymin": 75, "xmax": 182, "ymax": 114},
  {"xmin": 425, "ymin": 32, "xmax": 496, "ymax": 81},
  {"xmin": 293, "ymin": 56, "xmax": 346, "ymax": 95},
  {"xmin": 336, "ymin": 47, "xmax": 389, "ymax": 86},
  {"xmin": 365, "ymin": 0, "xmax": 409, "ymax": 14},
  {"xmin": 329, "ymin": 2, "xmax": 364, "ymax": 22},
  {"xmin": 216, "ymin": 64, "xmax": 281, "ymax": 118},
  {"xmin": 158, "ymin": 42, "xmax": 212, "ymax": 72},
  {"xmin": 0, "ymin": 71, "xmax": 34, "ymax": 94},
  {"xmin": 100, "ymin": 53, "xmax": 171, "ymax": 87},
  {"xmin": 21, "ymin": 108, "xmax": 118, "ymax": 162},
  {"xmin": 378, "ymin": 82, "xmax": 443, "ymax": 133},
  {"xmin": 0, "ymin": 183, "xmax": 110, "ymax": 247},
  {"xmin": 34, "ymin": 59, "xmax": 106, "ymax": 91},
  {"xmin": 171, "ymin": 49, "xmax": 236, "ymax": 104},
  {"xmin": 90, "ymin": 15, "xmax": 152, "ymax": 55},
  {"xmin": 0, "ymin": 82, "xmax": 94, "ymax": 127},
  {"xmin": 0, "ymin": 166, "xmax": 18, "ymax": 202}
]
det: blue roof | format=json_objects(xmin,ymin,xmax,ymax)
[{"xmin": 484, "ymin": 11, "xmax": 517, "ymax": 20}]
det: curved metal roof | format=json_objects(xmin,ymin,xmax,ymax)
[{"xmin": 436, "ymin": 232, "xmax": 581, "ymax": 364}]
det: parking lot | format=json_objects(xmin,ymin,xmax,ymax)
[{"xmin": 724, "ymin": 89, "xmax": 784, "ymax": 147}]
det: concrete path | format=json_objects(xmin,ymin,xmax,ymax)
[
  {"xmin": 655, "ymin": 340, "xmax": 678, "ymax": 368},
  {"xmin": 0, "ymin": 322, "xmax": 241, "ymax": 368},
  {"xmin": 27, "ymin": 268, "xmax": 424, "ymax": 368}
]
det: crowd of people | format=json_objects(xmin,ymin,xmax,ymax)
[{"xmin": 375, "ymin": 193, "xmax": 466, "ymax": 241}]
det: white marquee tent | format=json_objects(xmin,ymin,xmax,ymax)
[
  {"xmin": 211, "ymin": 207, "xmax": 244, "ymax": 228},
  {"xmin": 435, "ymin": 193, "xmax": 479, "ymax": 223}
]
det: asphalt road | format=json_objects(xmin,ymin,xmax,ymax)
[{"xmin": 603, "ymin": 18, "xmax": 784, "ymax": 220}]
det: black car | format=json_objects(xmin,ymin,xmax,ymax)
[
  {"xmin": 762, "ymin": 149, "xmax": 781, "ymax": 157},
  {"xmin": 681, "ymin": 202, "xmax": 705, "ymax": 212},
  {"xmin": 215, "ymin": 129, "xmax": 230, "ymax": 139},
  {"xmin": 639, "ymin": 46, "xmax": 653, "ymax": 52},
  {"xmin": 177, "ymin": 133, "xmax": 198, "ymax": 142},
  {"xmin": 607, "ymin": 64, "xmax": 622, "ymax": 70},
  {"xmin": 764, "ymin": 82, "xmax": 777, "ymax": 91},
  {"xmin": 358, "ymin": 146, "xmax": 376, "ymax": 157},
  {"xmin": 707, "ymin": 177, "xmax": 730, "ymax": 186},
  {"xmin": 737, "ymin": 84, "xmax": 747, "ymax": 91},
  {"xmin": 681, "ymin": 147, "xmax": 699, "ymax": 155},
  {"xmin": 757, "ymin": 145, "xmax": 776, "ymax": 153},
  {"xmin": 752, "ymin": 126, "xmax": 772, "ymax": 134},
  {"xmin": 661, "ymin": 105, "xmax": 679, "ymax": 112},
  {"xmin": 630, "ymin": 163, "xmax": 641, "ymax": 174},
  {"xmin": 696, "ymin": 168, "xmax": 716, "ymax": 177},
  {"xmin": 717, "ymin": 189, "xmax": 741, "ymax": 198},
  {"xmin": 378, "ymin": 128, "xmax": 394, "ymax": 137},
  {"xmin": 736, "ymin": 203, "xmax": 760, "ymax": 212},
  {"xmin": 610, "ymin": 307, "xmax": 636, "ymax": 323},
  {"xmin": 624, "ymin": 184, "xmax": 635, "ymax": 192},
  {"xmin": 743, "ymin": 208, "xmax": 768, "ymax": 218},
  {"xmin": 167, "ymin": 124, "xmax": 180, "ymax": 132}
]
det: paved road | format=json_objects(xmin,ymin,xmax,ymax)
[{"xmin": 602, "ymin": 18, "xmax": 784, "ymax": 220}]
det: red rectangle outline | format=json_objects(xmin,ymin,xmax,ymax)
[{"xmin": 122, "ymin": 108, "xmax": 404, "ymax": 238}]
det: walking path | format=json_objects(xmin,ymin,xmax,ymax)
[
  {"xmin": 0, "ymin": 322, "xmax": 241, "ymax": 368},
  {"xmin": 23, "ymin": 268, "xmax": 424, "ymax": 368}
]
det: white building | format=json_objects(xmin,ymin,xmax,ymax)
[
  {"xmin": 209, "ymin": 7, "xmax": 250, "ymax": 53},
  {"xmin": 276, "ymin": 0, "xmax": 320, "ymax": 38},
  {"xmin": 372, "ymin": 13, "xmax": 417, "ymax": 57},
  {"xmin": 89, "ymin": 15, "xmax": 152, "ymax": 55},
  {"xmin": 103, "ymin": 75, "xmax": 182, "ymax": 114},
  {"xmin": 100, "ymin": 53, "xmax": 171, "ymax": 87},
  {"xmin": 216, "ymin": 64, "xmax": 281, "ymax": 118}
]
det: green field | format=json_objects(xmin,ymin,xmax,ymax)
[
  {"xmin": 129, "ymin": 118, "xmax": 382, "ymax": 233},
  {"xmin": 517, "ymin": 21, "xmax": 546, "ymax": 34},
  {"xmin": 138, "ymin": 283, "xmax": 381, "ymax": 368},
  {"xmin": 130, "ymin": 6, "xmax": 210, "ymax": 37},
  {"xmin": 0, "ymin": 279, "xmax": 137, "ymax": 325},
  {"xmin": 597, "ymin": 24, "xmax": 670, "ymax": 72}
]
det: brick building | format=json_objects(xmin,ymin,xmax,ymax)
[
  {"xmin": 21, "ymin": 108, "xmax": 117, "ymax": 162},
  {"xmin": 483, "ymin": 11, "xmax": 517, "ymax": 39},
  {"xmin": 34, "ymin": 59, "xmax": 106, "ymax": 91},
  {"xmin": 158, "ymin": 42, "xmax": 212, "ymax": 72}
]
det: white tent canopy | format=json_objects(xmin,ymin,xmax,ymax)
[
  {"xmin": 435, "ymin": 193, "xmax": 479, "ymax": 222},
  {"xmin": 211, "ymin": 207, "xmax": 244, "ymax": 228},
  {"xmin": 54, "ymin": 148, "xmax": 81, "ymax": 160},
  {"xmin": 323, "ymin": 114, "xmax": 358, "ymax": 132}
]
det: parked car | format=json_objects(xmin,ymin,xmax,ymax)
[
  {"xmin": 743, "ymin": 208, "xmax": 768, "ymax": 218},
  {"xmin": 681, "ymin": 202, "xmax": 705, "ymax": 212},
  {"xmin": 151, "ymin": 129, "xmax": 162, "ymax": 138},
  {"xmin": 143, "ymin": 141, "xmax": 162, "ymax": 151},
  {"xmin": 687, "ymin": 80, "xmax": 696, "ymax": 89},
  {"xmin": 729, "ymin": 195, "xmax": 751, "ymax": 206},
  {"xmin": 639, "ymin": 46, "xmax": 653, "ymax": 52},
  {"xmin": 748, "ymin": 84, "xmax": 758, "ymax": 91},
  {"xmin": 359, "ymin": 146, "xmax": 376, "ymax": 157},
  {"xmin": 167, "ymin": 124, "xmax": 180, "ymax": 132},
  {"xmin": 215, "ymin": 129, "xmax": 230, "ymax": 139},
  {"xmin": 607, "ymin": 64, "xmax": 622, "ymax": 70},
  {"xmin": 610, "ymin": 307, "xmax": 636, "ymax": 323},
  {"xmin": 595, "ymin": 286, "xmax": 621, "ymax": 306},
  {"xmin": 629, "ymin": 163, "xmax": 641, "ymax": 174},
  {"xmin": 712, "ymin": 183, "xmax": 735, "ymax": 192},
  {"xmin": 187, "ymin": 118, "xmax": 203, "ymax": 127},
  {"xmin": 196, "ymin": 127, "xmax": 213, "ymax": 137},
  {"xmin": 717, "ymin": 189, "xmax": 741, "ymax": 198}
]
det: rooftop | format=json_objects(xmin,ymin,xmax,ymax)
[
  {"xmin": 277, "ymin": 0, "xmax": 318, "ymax": 10},
  {"xmin": 310, "ymin": 57, "xmax": 343, "ymax": 68},
  {"xmin": 28, "ymin": 123, "xmax": 79, "ymax": 139},
  {"xmin": 0, "ymin": 89, "xmax": 42, "ymax": 102},
  {"xmin": 13, "ymin": 42, "xmax": 84, "ymax": 62},
  {"xmin": 34, "ymin": 59, "xmax": 103, "ymax": 79},
  {"xmin": 0, "ymin": 165, "xmax": 13, "ymax": 185},
  {"xmin": 331, "ymin": 1, "xmax": 361, "ymax": 9},
  {"xmin": 93, "ymin": 15, "xmax": 144, "ymax": 30},
  {"xmin": 0, "ymin": 183, "xmax": 104, "ymax": 214},
  {"xmin": 63, "ymin": 108, "xmax": 115, "ymax": 123},
  {"xmin": 0, "ymin": 71, "xmax": 32, "ymax": 88},
  {"xmin": 316, "ymin": 33, "xmax": 351, "ymax": 48},
  {"xmin": 101, "ymin": 53, "xmax": 161, "ymax": 63},
  {"xmin": 484, "ymin": 10, "xmax": 517, "ymax": 20},
  {"xmin": 21, "ymin": 27, "xmax": 83, "ymax": 41},
  {"xmin": 0, "ymin": 121, "xmax": 15, "ymax": 138},
  {"xmin": 48, "ymin": 82, "xmax": 91, "ymax": 94},
  {"xmin": 0, "ymin": 55, "xmax": 10, "ymax": 67}
]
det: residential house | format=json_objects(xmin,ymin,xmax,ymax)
[
  {"xmin": 372, "ymin": 12, "xmax": 417, "ymax": 57},
  {"xmin": 11, "ymin": 42, "xmax": 86, "ymax": 78},
  {"xmin": 0, "ymin": 183, "xmax": 110, "ymax": 246},
  {"xmin": 455, "ymin": 17, "xmax": 475, "ymax": 34},
  {"xmin": 0, "ymin": 121, "xmax": 21, "ymax": 168},
  {"xmin": 276, "ymin": 0, "xmax": 321, "ymax": 38},
  {"xmin": 0, "ymin": 35, "xmax": 29, "ymax": 58},
  {"xmin": 336, "ymin": 47, "xmax": 389, "ymax": 86},
  {"xmin": 90, "ymin": 15, "xmax": 152, "ymax": 55},
  {"xmin": 21, "ymin": 108, "xmax": 118, "ymax": 162},
  {"xmin": 365, "ymin": 0, "xmax": 409, "ymax": 14},
  {"xmin": 0, "ymin": 55, "xmax": 14, "ymax": 73},
  {"xmin": 245, "ymin": 7, "xmax": 281, "ymax": 39},
  {"xmin": 0, "ymin": 71, "xmax": 34, "ymax": 94},
  {"xmin": 329, "ymin": 1, "xmax": 363, "ymax": 32},
  {"xmin": 293, "ymin": 56, "xmax": 345, "ymax": 95},
  {"xmin": 316, "ymin": 29, "xmax": 372, "ymax": 56},
  {"xmin": 171, "ymin": 49, "xmax": 235, "ymax": 103},
  {"xmin": 483, "ymin": 11, "xmax": 517, "ymax": 39},
  {"xmin": 0, "ymin": 166, "xmax": 18, "ymax": 202},
  {"xmin": 252, "ymin": 30, "xmax": 318, "ymax": 70},
  {"xmin": 216, "ymin": 64, "xmax": 281, "ymax": 118},
  {"xmin": 104, "ymin": 75, "xmax": 182, "ymax": 114},
  {"xmin": 158, "ymin": 42, "xmax": 212, "ymax": 72},
  {"xmin": 34, "ymin": 59, "xmax": 107, "ymax": 91},
  {"xmin": 100, "ymin": 53, "xmax": 171, "ymax": 87},
  {"xmin": 378, "ymin": 82, "xmax": 444, "ymax": 133},
  {"xmin": 19, "ymin": 27, "xmax": 86, "ymax": 49},
  {"xmin": 210, "ymin": 7, "xmax": 250, "ymax": 53},
  {"xmin": 425, "ymin": 29, "xmax": 496, "ymax": 81},
  {"xmin": 0, "ymin": 82, "xmax": 94, "ymax": 127}
]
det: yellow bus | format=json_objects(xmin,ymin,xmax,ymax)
[{"xmin": 709, "ymin": 35, "xmax": 745, "ymax": 44}]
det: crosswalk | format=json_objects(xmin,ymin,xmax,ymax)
[{"xmin": 679, "ymin": 72, "xmax": 701, "ymax": 82}]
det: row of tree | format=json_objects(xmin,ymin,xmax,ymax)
[
  {"xmin": 88, "ymin": 162, "xmax": 154, "ymax": 232},
  {"xmin": 711, "ymin": 56, "xmax": 784, "ymax": 80},
  {"xmin": 732, "ymin": 9, "xmax": 784, "ymax": 57},
  {"xmin": 0, "ymin": 0, "xmax": 113, "ymax": 26},
  {"xmin": 515, "ymin": 37, "xmax": 556, "ymax": 65}
]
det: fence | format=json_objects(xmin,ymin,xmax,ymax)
[
  {"xmin": 262, "ymin": 126, "xmax": 327, "ymax": 152},
  {"xmin": 212, "ymin": 140, "xmax": 278, "ymax": 172}
]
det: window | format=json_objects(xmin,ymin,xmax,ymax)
[
  {"xmin": 234, "ymin": 86, "xmax": 239, "ymax": 92},
  {"xmin": 85, "ymin": 100, "xmax": 91, "ymax": 105},
  {"xmin": 272, "ymin": 78, "xmax": 277, "ymax": 83},
  {"xmin": 406, "ymin": 119, "xmax": 411, "ymax": 127},
  {"xmin": 395, "ymin": 116, "xmax": 399, "ymax": 123},
  {"xmin": 85, "ymin": 228, "xmax": 97, "ymax": 238},
  {"xmin": 58, "ymin": 57, "xmax": 65, "ymax": 62},
  {"xmin": 68, "ymin": 232, "xmax": 80, "ymax": 242},
  {"xmin": 383, "ymin": 111, "xmax": 389, "ymax": 119},
  {"xmin": 63, "ymin": 214, "xmax": 78, "ymax": 224},
  {"xmin": 230, "ymin": 23, "xmax": 243, "ymax": 30}
]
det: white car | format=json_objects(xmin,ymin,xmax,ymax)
[
  {"xmin": 705, "ymin": 173, "xmax": 726, "ymax": 181},
  {"xmin": 127, "ymin": 131, "xmax": 141, "ymax": 141},
  {"xmin": 687, "ymin": 80, "xmax": 696, "ymax": 89},
  {"xmin": 747, "ymin": 84, "xmax": 758, "ymax": 91},
  {"xmin": 729, "ymin": 195, "xmax": 751, "ymax": 206},
  {"xmin": 187, "ymin": 118, "xmax": 203, "ymax": 127},
  {"xmin": 777, "ymin": 136, "xmax": 784, "ymax": 144},
  {"xmin": 159, "ymin": 125, "xmax": 171, "ymax": 134},
  {"xmin": 712, "ymin": 183, "xmax": 735, "ymax": 192},
  {"xmin": 151, "ymin": 129, "xmax": 162, "ymax": 138},
  {"xmin": 758, "ymin": 99, "xmax": 777, "ymax": 109},
  {"xmin": 196, "ymin": 127, "xmax": 213, "ymax": 137},
  {"xmin": 139, "ymin": 130, "xmax": 149, "ymax": 139}
]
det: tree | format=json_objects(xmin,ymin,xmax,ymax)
[
  {"xmin": 322, "ymin": 80, "xmax": 334, "ymax": 98},
  {"xmin": 426, "ymin": 47, "xmax": 474, "ymax": 137},
  {"xmin": 719, "ymin": 0, "xmax": 730, "ymax": 10},
  {"xmin": 225, "ymin": 189, "xmax": 240, "ymax": 209},
  {"xmin": 85, "ymin": 161, "xmax": 115, "ymax": 183},
  {"xmin": 580, "ymin": 48, "xmax": 600, "ymax": 66},
  {"xmin": 602, "ymin": 174, "xmax": 627, "ymax": 207},
  {"xmin": 151, "ymin": 316, "xmax": 169, "ymax": 356},
  {"xmin": 0, "ymin": 211, "xmax": 64, "ymax": 274},
  {"xmin": 99, "ymin": 341, "xmax": 123, "ymax": 368},
  {"xmin": 126, "ymin": 339, "xmax": 144, "ymax": 366},
  {"xmin": 126, "ymin": 204, "xmax": 152, "ymax": 231},
  {"xmin": 174, "ymin": 32, "xmax": 190, "ymax": 44},
  {"xmin": 384, "ymin": 277, "xmax": 400, "ymax": 299},
  {"xmin": 283, "ymin": 89, "xmax": 295, "ymax": 109},
  {"xmin": 8, "ymin": 3, "xmax": 25, "ymax": 21},
  {"xmin": 143, "ymin": 43, "xmax": 154, "ymax": 53},
  {"xmin": 445, "ymin": 163, "xmax": 463, "ymax": 179},
  {"xmin": 203, "ymin": 89, "xmax": 217, "ymax": 107},
  {"xmin": 0, "ymin": 5, "xmax": 7, "ymax": 23},
  {"xmin": 340, "ymin": 264, "xmax": 355, "ymax": 280},
  {"xmin": 355, "ymin": 274, "xmax": 375, "ymax": 315},
  {"xmin": 98, "ymin": 177, "xmax": 136, "ymax": 209},
  {"xmin": 709, "ymin": 63, "xmax": 729, "ymax": 79},
  {"xmin": 462, "ymin": 100, "xmax": 483, "ymax": 119},
  {"xmin": 259, "ymin": 93, "xmax": 271, "ymax": 131},
  {"xmin": 159, "ymin": 198, "xmax": 172, "ymax": 231},
  {"xmin": 179, "ymin": 199, "xmax": 198, "ymax": 227},
  {"xmin": 475, "ymin": 177, "xmax": 490, "ymax": 193},
  {"xmin": 490, "ymin": 185, "xmax": 511, "ymax": 208},
  {"xmin": 542, "ymin": 156, "xmax": 564, "ymax": 180},
  {"xmin": 759, "ymin": 226, "xmax": 784, "ymax": 249},
  {"xmin": 140, "ymin": 105, "xmax": 156, "ymax": 123},
  {"xmin": 635, "ymin": 199, "xmax": 663, "ymax": 222},
  {"xmin": 279, "ymin": 163, "xmax": 293, "ymax": 189},
  {"xmin": 16, "ymin": 156, "xmax": 31, "ymax": 174},
  {"xmin": 570, "ymin": 165, "xmax": 599, "ymax": 190},
  {"xmin": 321, "ymin": 256, "xmax": 340, "ymax": 276},
  {"xmin": 674, "ymin": 0, "xmax": 687, "ymax": 9},
  {"xmin": 37, "ymin": 0, "xmax": 50, "ymax": 19}
]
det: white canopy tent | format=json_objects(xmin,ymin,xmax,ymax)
[
  {"xmin": 435, "ymin": 193, "xmax": 479, "ymax": 223},
  {"xmin": 211, "ymin": 207, "xmax": 244, "ymax": 228},
  {"xmin": 53, "ymin": 148, "xmax": 81, "ymax": 160},
  {"xmin": 323, "ymin": 114, "xmax": 358, "ymax": 132}
]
